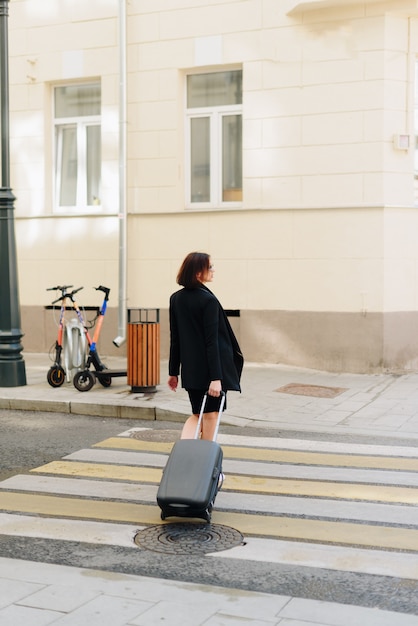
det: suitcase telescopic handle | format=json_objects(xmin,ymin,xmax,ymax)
[{"xmin": 194, "ymin": 391, "xmax": 226, "ymax": 441}]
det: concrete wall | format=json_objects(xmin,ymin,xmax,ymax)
[{"xmin": 9, "ymin": 0, "xmax": 418, "ymax": 372}]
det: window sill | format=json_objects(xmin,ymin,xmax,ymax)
[
  {"xmin": 287, "ymin": 0, "xmax": 382, "ymax": 13},
  {"xmin": 185, "ymin": 203, "xmax": 243, "ymax": 212},
  {"xmin": 53, "ymin": 206, "xmax": 103, "ymax": 216}
]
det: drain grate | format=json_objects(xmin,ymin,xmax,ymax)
[
  {"xmin": 276, "ymin": 383, "xmax": 347, "ymax": 398},
  {"xmin": 134, "ymin": 523, "xmax": 245, "ymax": 555}
]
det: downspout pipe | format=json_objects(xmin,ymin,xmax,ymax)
[{"xmin": 113, "ymin": 0, "xmax": 127, "ymax": 348}]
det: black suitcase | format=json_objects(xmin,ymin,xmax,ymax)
[{"xmin": 157, "ymin": 392, "xmax": 225, "ymax": 522}]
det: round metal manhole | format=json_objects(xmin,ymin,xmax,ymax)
[
  {"xmin": 130, "ymin": 430, "xmax": 180, "ymax": 443},
  {"xmin": 276, "ymin": 383, "xmax": 347, "ymax": 398},
  {"xmin": 134, "ymin": 523, "xmax": 245, "ymax": 555}
]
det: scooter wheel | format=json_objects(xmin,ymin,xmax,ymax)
[
  {"xmin": 73, "ymin": 370, "xmax": 95, "ymax": 392},
  {"xmin": 98, "ymin": 374, "xmax": 112, "ymax": 388},
  {"xmin": 47, "ymin": 365, "xmax": 65, "ymax": 387}
]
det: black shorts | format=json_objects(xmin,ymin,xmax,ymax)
[{"xmin": 187, "ymin": 389, "xmax": 227, "ymax": 414}]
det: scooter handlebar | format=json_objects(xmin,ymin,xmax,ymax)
[
  {"xmin": 47, "ymin": 285, "xmax": 73, "ymax": 292},
  {"xmin": 49, "ymin": 286, "xmax": 83, "ymax": 304},
  {"xmin": 95, "ymin": 285, "xmax": 110, "ymax": 299}
]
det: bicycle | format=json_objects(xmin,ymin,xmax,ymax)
[{"xmin": 46, "ymin": 285, "xmax": 88, "ymax": 387}]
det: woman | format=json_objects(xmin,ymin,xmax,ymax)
[{"xmin": 168, "ymin": 252, "xmax": 243, "ymax": 440}]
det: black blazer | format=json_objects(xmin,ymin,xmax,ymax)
[{"xmin": 169, "ymin": 284, "xmax": 243, "ymax": 391}]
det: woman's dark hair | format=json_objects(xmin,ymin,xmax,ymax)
[{"xmin": 177, "ymin": 252, "xmax": 210, "ymax": 288}]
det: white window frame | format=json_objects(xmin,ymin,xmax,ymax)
[
  {"xmin": 53, "ymin": 84, "xmax": 101, "ymax": 213},
  {"xmin": 185, "ymin": 72, "xmax": 242, "ymax": 209}
]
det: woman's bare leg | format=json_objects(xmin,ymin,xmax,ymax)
[
  {"xmin": 180, "ymin": 414, "xmax": 199, "ymax": 439},
  {"xmin": 181, "ymin": 411, "xmax": 219, "ymax": 440},
  {"xmin": 201, "ymin": 411, "xmax": 219, "ymax": 440}
]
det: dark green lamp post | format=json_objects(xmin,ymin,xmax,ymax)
[{"xmin": 0, "ymin": 0, "xmax": 26, "ymax": 386}]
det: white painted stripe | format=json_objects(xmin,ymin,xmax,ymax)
[
  {"xmin": 212, "ymin": 536, "xmax": 418, "ymax": 581},
  {"xmin": 63, "ymin": 448, "xmax": 418, "ymax": 487},
  {"xmin": 216, "ymin": 492, "xmax": 418, "ymax": 526},
  {"xmin": 119, "ymin": 427, "xmax": 418, "ymax": 458},
  {"xmin": 0, "ymin": 474, "xmax": 156, "ymax": 501},
  {"xmin": 3, "ymin": 474, "xmax": 417, "ymax": 526},
  {"xmin": 223, "ymin": 435, "xmax": 418, "ymax": 458},
  {"xmin": 64, "ymin": 449, "xmax": 168, "ymax": 468},
  {"xmin": 0, "ymin": 513, "xmax": 141, "ymax": 548},
  {"xmin": 218, "ymin": 435, "xmax": 418, "ymax": 458},
  {"xmin": 221, "ymin": 460, "xmax": 418, "ymax": 487}
]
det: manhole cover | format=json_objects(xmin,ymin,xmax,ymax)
[
  {"xmin": 134, "ymin": 523, "xmax": 245, "ymax": 555},
  {"xmin": 130, "ymin": 430, "xmax": 180, "ymax": 443},
  {"xmin": 276, "ymin": 383, "xmax": 347, "ymax": 398}
]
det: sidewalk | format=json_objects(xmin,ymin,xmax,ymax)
[
  {"xmin": 1, "ymin": 353, "xmax": 418, "ymax": 625},
  {"xmin": 2, "ymin": 352, "xmax": 418, "ymax": 441},
  {"xmin": 2, "ymin": 557, "xmax": 417, "ymax": 626}
]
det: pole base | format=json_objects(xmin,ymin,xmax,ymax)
[{"xmin": 0, "ymin": 358, "xmax": 26, "ymax": 387}]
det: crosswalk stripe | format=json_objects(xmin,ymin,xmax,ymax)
[
  {"xmin": 218, "ymin": 434, "xmax": 418, "ymax": 458},
  {"xmin": 31, "ymin": 460, "xmax": 162, "ymax": 483},
  {"xmin": 120, "ymin": 429, "xmax": 418, "ymax": 457},
  {"xmin": 94, "ymin": 437, "xmax": 418, "ymax": 471},
  {"xmin": 1, "ymin": 491, "xmax": 418, "ymax": 551},
  {"xmin": 0, "ymin": 513, "xmax": 139, "ymax": 547},
  {"xmin": 0, "ymin": 492, "xmax": 160, "ymax": 525},
  {"xmin": 0, "ymin": 475, "xmax": 156, "ymax": 502},
  {"xmin": 212, "ymin": 537, "xmax": 418, "ymax": 580},
  {"xmin": 30, "ymin": 460, "xmax": 418, "ymax": 504}
]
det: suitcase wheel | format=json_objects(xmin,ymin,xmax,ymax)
[{"xmin": 160, "ymin": 512, "xmax": 166, "ymax": 520}]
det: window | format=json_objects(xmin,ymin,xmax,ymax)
[
  {"xmin": 54, "ymin": 83, "xmax": 101, "ymax": 210},
  {"xmin": 186, "ymin": 70, "xmax": 242, "ymax": 207}
]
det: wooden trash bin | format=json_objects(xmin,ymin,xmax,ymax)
[{"xmin": 127, "ymin": 309, "xmax": 160, "ymax": 392}]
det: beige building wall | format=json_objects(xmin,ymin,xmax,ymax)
[{"xmin": 8, "ymin": 0, "xmax": 418, "ymax": 372}]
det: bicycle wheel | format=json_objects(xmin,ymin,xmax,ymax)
[
  {"xmin": 73, "ymin": 370, "xmax": 95, "ymax": 392},
  {"xmin": 47, "ymin": 365, "xmax": 65, "ymax": 387}
]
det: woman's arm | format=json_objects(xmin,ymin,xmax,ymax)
[
  {"xmin": 168, "ymin": 295, "xmax": 180, "ymax": 377},
  {"xmin": 202, "ymin": 297, "xmax": 223, "ymax": 384}
]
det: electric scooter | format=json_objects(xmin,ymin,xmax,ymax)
[
  {"xmin": 72, "ymin": 285, "xmax": 127, "ymax": 392},
  {"xmin": 46, "ymin": 285, "xmax": 88, "ymax": 387}
]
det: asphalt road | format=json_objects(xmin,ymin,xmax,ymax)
[
  {"xmin": 1, "ymin": 409, "xmax": 418, "ymax": 615},
  {"xmin": 0, "ymin": 409, "xmax": 176, "ymax": 481}
]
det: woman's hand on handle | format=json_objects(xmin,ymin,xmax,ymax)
[{"xmin": 208, "ymin": 380, "xmax": 222, "ymax": 397}]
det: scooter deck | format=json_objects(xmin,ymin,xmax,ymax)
[{"xmin": 94, "ymin": 369, "xmax": 127, "ymax": 378}]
